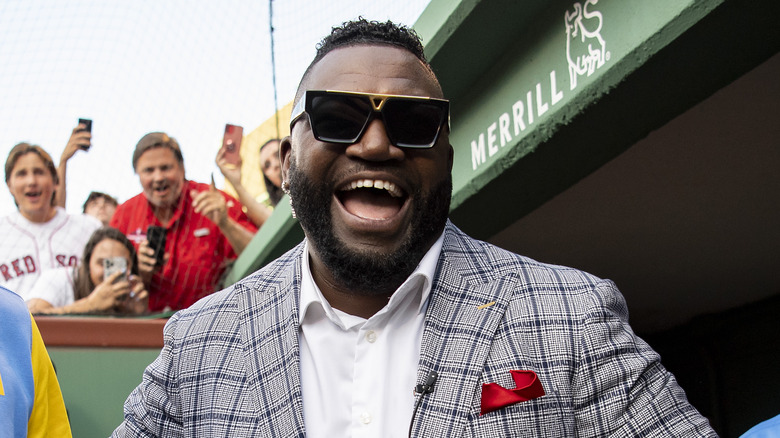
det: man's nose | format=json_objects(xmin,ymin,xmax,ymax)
[{"xmin": 345, "ymin": 119, "xmax": 404, "ymax": 162}]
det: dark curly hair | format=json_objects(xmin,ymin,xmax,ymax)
[
  {"xmin": 295, "ymin": 18, "xmax": 434, "ymax": 102},
  {"xmin": 314, "ymin": 18, "xmax": 427, "ymax": 66}
]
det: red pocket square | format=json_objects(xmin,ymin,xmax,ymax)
[{"xmin": 480, "ymin": 370, "xmax": 545, "ymax": 415}]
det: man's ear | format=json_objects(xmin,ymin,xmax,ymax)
[{"xmin": 280, "ymin": 136, "xmax": 293, "ymax": 183}]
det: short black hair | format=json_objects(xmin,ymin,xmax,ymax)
[
  {"xmin": 314, "ymin": 18, "xmax": 427, "ymax": 66},
  {"xmin": 296, "ymin": 18, "xmax": 432, "ymax": 103}
]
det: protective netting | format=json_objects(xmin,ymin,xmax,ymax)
[{"xmin": 0, "ymin": 0, "xmax": 430, "ymax": 310}]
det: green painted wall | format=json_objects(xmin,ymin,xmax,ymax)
[
  {"xmin": 227, "ymin": 0, "xmax": 743, "ymax": 279},
  {"xmin": 50, "ymin": 347, "xmax": 160, "ymax": 438},
  {"xmin": 422, "ymin": 0, "xmax": 778, "ymax": 240},
  {"xmin": 444, "ymin": 0, "xmax": 720, "ymax": 195}
]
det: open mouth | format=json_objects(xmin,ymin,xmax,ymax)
[
  {"xmin": 336, "ymin": 178, "xmax": 406, "ymax": 220},
  {"xmin": 25, "ymin": 190, "xmax": 43, "ymax": 201}
]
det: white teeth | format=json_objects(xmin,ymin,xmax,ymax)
[{"xmin": 344, "ymin": 179, "xmax": 402, "ymax": 197}]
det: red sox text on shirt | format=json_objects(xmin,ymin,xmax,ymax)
[{"xmin": 0, "ymin": 255, "xmax": 77, "ymax": 281}]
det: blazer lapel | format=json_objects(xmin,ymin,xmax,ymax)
[
  {"xmin": 236, "ymin": 244, "xmax": 306, "ymax": 437},
  {"xmin": 412, "ymin": 222, "xmax": 518, "ymax": 438}
]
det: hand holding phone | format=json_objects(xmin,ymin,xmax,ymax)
[
  {"xmin": 221, "ymin": 124, "xmax": 243, "ymax": 167},
  {"xmin": 78, "ymin": 118, "xmax": 92, "ymax": 132},
  {"xmin": 103, "ymin": 257, "xmax": 127, "ymax": 283},
  {"xmin": 76, "ymin": 118, "xmax": 92, "ymax": 150},
  {"xmin": 146, "ymin": 226, "xmax": 167, "ymax": 268}
]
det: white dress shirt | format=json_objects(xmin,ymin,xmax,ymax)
[{"xmin": 299, "ymin": 233, "xmax": 444, "ymax": 438}]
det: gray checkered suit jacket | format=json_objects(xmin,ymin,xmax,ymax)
[{"xmin": 114, "ymin": 221, "xmax": 716, "ymax": 437}]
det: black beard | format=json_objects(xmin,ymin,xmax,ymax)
[{"xmin": 288, "ymin": 159, "xmax": 451, "ymax": 296}]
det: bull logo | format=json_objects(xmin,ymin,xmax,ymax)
[{"xmin": 565, "ymin": 0, "xmax": 608, "ymax": 90}]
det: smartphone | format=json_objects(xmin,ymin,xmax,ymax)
[
  {"xmin": 78, "ymin": 118, "xmax": 92, "ymax": 132},
  {"xmin": 77, "ymin": 118, "xmax": 92, "ymax": 150},
  {"xmin": 103, "ymin": 256, "xmax": 127, "ymax": 283},
  {"xmin": 146, "ymin": 226, "xmax": 167, "ymax": 268},
  {"xmin": 221, "ymin": 124, "xmax": 243, "ymax": 166}
]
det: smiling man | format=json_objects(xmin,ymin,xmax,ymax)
[
  {"xmin": 109, "ymin": 132, "xmax": 257, "ymax": 312},
  {"xmin": 114, "ymin": 20, "xmax": 715, "ymax": 437},
  {"xmin": 284, "ymin": 47, "xmax": 453, "ymax": 319}
]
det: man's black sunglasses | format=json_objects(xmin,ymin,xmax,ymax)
[{"xmin": 289, "ymin": 90, "xmax": 450, "ymax": 149}]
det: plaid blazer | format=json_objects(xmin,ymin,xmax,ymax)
[{"xmin": 114, "ymin": 221, "xmax": 716, "ymax": 437}]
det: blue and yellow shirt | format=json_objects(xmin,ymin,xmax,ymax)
[{"xmin": 0, "ymin": 286, "xmax": 71, "ymax": 437}]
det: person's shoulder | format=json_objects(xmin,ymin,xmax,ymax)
[
  {"xmin": 235, "ymin": 241, "xmax": 304, "ymax": 290},
  {"xmin": 2, "ymin": 209, "xmax": 29, "ymax": 227},
  {"xmin": 442, "ymin": 221, "xmax": 604, "ymax": 287},
  {"xmin": 165, "ymin": 242, "xmax": 304, "ymax": 336},
  {"xmin": 158, "ymin": 285, "xmax": 242, "ymax": 349},
  {"xmin": 443, "ymin": 224, "xmax": 625, "ymax": 328},
  {"xmin": 742, "ymin": 414, "xmax": 780, "ymax": 438},
  {"xmin": 0, "ymin": 214, "xmax": 17, "ymax": 232},
  {"xmin": 51, "ymin": 208, "xmax": 101, "ymax": 234},
  {"xmin": 118, "ymin": 192, "xmax": 146, "ymax": 207},
  {"xmin": 111, "ymin": 194, "xmax": 147, "ymax": 224},
  {"xmin": 1, "ymin": 284, "xmax": 26, "ymax": 305},
  {"xmin": 69, "ymin": 211, "xmax": 101, "ymax": 229},
  {"xmin": 0, "ymin": 211, "xmax": 17, "ymax": 225},
  {"xmin": 0, "ymin": 285, "xmax": 30, "ymax": 324}
]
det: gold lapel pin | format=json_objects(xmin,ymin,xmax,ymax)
[{"xmin": 477, "ymin": 301, "xmax": 496, "ymax": 310}]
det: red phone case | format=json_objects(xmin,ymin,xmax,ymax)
[{"xmin": 222, "ymin": 124, "xmax": 243, "ymax": 166}]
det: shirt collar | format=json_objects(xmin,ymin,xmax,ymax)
[{"xmin": 299, "ymin": 232, "xmax": 445, "ymax": 329}]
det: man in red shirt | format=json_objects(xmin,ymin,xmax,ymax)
[{"xmin": 110, "ymin": 132, "xmax": 257, "ymax": 312}]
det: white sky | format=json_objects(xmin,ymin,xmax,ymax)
[{"xmin": 0, "ymin": 0, "xmax": 430, "ymax": 215}]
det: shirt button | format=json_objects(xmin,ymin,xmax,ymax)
[
  {"xmin": 365, "ymin": 330, "xmax": 377, "ymax": 343},
  {"xmin": 360, "ymin": 412, "xmax": 372, "ymax": 424}
]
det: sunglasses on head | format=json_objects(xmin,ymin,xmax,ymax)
[{"xmin": 289, "ymin": 90, "xmax": 450, "ymax": 149}]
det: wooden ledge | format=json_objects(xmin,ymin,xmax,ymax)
[{"xmin": 34, "ymin": 316, "xmax": 167, "ymax": 348}]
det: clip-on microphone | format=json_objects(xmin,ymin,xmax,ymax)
[
  {"xmin": 409, "ymin": 371, "xmax": 439, "ymax": 437},
  {"xmin": 415, "ymin": 371, "xmax": 438, "ymax": 394}
]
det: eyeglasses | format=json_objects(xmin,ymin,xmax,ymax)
[{"xmin": 289, "ymin": 90, "xmax": 449, "ymax": 149}]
